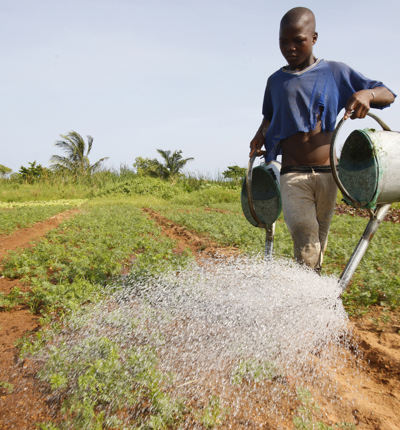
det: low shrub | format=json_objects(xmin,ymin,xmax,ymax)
[{"xmin": 97, "ymin": 177, "xmax": 179, "ymax": 200}]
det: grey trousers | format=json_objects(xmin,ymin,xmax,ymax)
[{"xmin": 280, "ymin": 171, "xmax": 338, "ymax": 270}]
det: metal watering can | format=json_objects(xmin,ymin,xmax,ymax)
[
  {"xmin": 242, "ymin": 112, "xmax": 399, "ymax": 293},
  {"xmin": 241, "ymin": 155, "xmax": 281, "ymax": 257},
  {"xmin": 330, "ymin": 112, "xmax": 400, "ymax": 292}
]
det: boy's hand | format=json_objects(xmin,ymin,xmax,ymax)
[
  {"xmin": 249, "ymin": 132, "xmax": 266, "ymax": 157},
  {"xmin": 250, "ymin": 117, "xmax": 270, "ymax": 157},
  {"xmin": 344, "ymin": 90, "xmax": 375, "ymax": 120}
]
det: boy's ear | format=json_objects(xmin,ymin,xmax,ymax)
[{"xmin": 313, "ymin": 32, "xmax": 318, "ymax": 45}]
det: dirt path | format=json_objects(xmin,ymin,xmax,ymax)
[
  {"xmin": 0, "ymin": 208, "xmax": 81, "ymax": 262},
  {"xmin": 0, "ymin": 207, "xmax": 399, "ymax": 429},
  {"xmin": 0, "ymin": 209, "xmax": 80, "ymax": 429},
  {"xmin": 142, "ymin": 207, "xmax": 240, "ymax": 262}
]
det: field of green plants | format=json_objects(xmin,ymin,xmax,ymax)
[{"xmin": 0, "ymin": 173, "xmax": 399, "ymax": 429}]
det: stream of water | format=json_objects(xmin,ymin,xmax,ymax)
[
  {"xmin": 18, "ymin": 254, "xmax": 357, "ymax": 427},
  {"xmin": 121, "ymin": 255, "xmax": 352, "ymax": 421}
]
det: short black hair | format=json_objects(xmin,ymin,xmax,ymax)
[{"xmin": 280, "ymin": 7, "xmax": 316, "ymax": 33}]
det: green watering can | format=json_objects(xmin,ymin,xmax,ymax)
[
  {"xmin": 331, "ymin": 112, "xmax": 400, "ymax": 292},
  {"xmin": 241, "ymin": 155, "xmax": 282, "ymax": 258},
  {"xmin": 241, "ymin": 113, "xmax": 399, "ymax": 293}
]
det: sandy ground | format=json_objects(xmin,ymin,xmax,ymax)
[{"xmin": 0, "ymin": 206, "xmax": 399, "ymax": 429}]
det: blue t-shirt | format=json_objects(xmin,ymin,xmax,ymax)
[{"xmin": 262, "ymin": 59, "xmax": 395, "ymax": 162}]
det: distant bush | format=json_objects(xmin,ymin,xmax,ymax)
[
  {"xmin": 98, "ymin": 177, "xmax": 179, "ymax": 199},
  {"xmin": 222, "ymin": 165, "xmax": 246, "ymax": 180},
  {"xmin": 0, "ymin": 166, "xmax": 241, "ymax": 202},
  {"xmin": 18, "ymin": 161, "xmax": 52, "ymax": 183}
]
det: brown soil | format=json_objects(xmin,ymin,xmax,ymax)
[
  {"xmin": 0, "ymin": 208, "xmax": 399, "ymax": 429},
  {"xmin": 315, "ymin": 312, "xmax": 400, "ymax": 430},
  {"xmin": 204, "ymin": 207, "xmax": 231, "ymax": 214},
  {"xmin": 334, "ymin": 204, "xmax": 400, "ymax": 223},
  {"xmin": 142, "ymin": 207, "xmax": 239, "ymax": 262}
]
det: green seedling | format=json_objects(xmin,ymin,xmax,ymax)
[
  {"xmin": 293, "ymin": 387, "xmax": 356, "ymax": 430},
  {"xmin": 0, "ymin": 287, "xmax": 27, "ymax": 311},
  {"xmin": 197, "ymin": 395, "xmax": 229, "ymax": 429},
  {"xmin": 231, "ymin": 358, "xmax": 280, "ymax": 385},
  {"xmin": 0, "ymin": 381, "xmax": 14, "ymax": 393}
]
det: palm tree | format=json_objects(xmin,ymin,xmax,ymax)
[
  {"xmin": 156, "ymin": 149, "xmax": 194, "ymax": 179},
  {"xmin": 50, "ymin": 131, "xmax": 109, "ymax": 176}
]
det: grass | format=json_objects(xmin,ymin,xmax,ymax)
[
  {"xmin": 0, "ymin": 181, "xmax": 92, "ymax": 202},
  {"xmin": 0, "ymin": 169, "xmax": 240, "ymax": 202},
  {"xmin": 325, "ymin": 214, "xmax": 400, "ymax": 310}
]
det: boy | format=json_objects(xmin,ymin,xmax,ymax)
[{"xmin": 250, "ymin": 7, "xmax": 395, "ymax": 272}]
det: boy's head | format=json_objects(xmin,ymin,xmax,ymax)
[{"xmin": 279, "ymin": 7, "xmax": 318, "ymax": 71}]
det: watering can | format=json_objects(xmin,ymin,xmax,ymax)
[
  {"xmin": 330, "ymin": 112, "xmax": 400, "ymax": 292},
  {"xmin": 242, "ymin": 113, "xmax": 399, "ymax": 292},
  {"xmin": 241, "ymin": 155, "xmax": 282, "ymax": 258}
]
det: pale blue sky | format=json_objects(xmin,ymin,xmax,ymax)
[{"xmin": 1, "ymin": 0, "xmax": 399, "ymax": 175}]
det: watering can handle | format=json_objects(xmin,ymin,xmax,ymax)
[
  {"xmin": 247, "ymin": 154, "xmax": 267, "ymax": 228},
  {"xmin": 329, "ymin": 112, "xmax": 392, "ymax": 207}
]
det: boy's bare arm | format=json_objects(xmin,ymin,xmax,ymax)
[
  {"xmin": 249, "ymin": 117, "xmax": 271, "ymax": 157},
  {"xmin": 344, "ymin": 87, "xmax": 395, "ymax": 120}
]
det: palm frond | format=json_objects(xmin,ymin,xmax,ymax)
[{"xmin": 50, "ymin": 131, "xmax": 108, "ymax": 176}]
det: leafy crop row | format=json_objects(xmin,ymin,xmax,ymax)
[
  {"xmin": 1, "ymin": 200, "xmax": 188, "ymax": 312},
  {"xmin": 38, "ymin": 333, "xmax": 184, "ymax": 429},
  {"xmin": 0, "ymin": 201, "xmax": 84, "ymax": 236},
  {"xmin": 24, "ymin": 295, "xmax": 230, "ymax": 430},
  {"xmin": 0, "ymin": 199, "xmax": 201, "ymax": 428}
]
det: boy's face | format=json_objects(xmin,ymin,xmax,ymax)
[{"xmin": 279, "ymin": 24, "xmax": 317, "ymax": 71}]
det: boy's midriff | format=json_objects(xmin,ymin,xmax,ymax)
[{"xmin": 280, "ymin": 121, "xmax": 333, "ymax": 167}]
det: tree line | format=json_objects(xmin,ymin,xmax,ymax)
[{"xmin": 1, "ymin": 131, "xmax": 246, "ymax": 183}]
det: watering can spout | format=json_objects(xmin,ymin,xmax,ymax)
[{"xmin": 338, "ymin": 203, "xmax": 391, "ymax": 293}]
